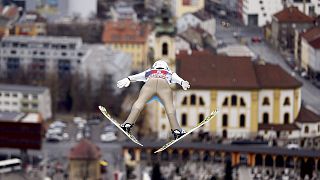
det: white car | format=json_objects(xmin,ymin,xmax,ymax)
[
  {"xmin": 100, "ymin": 132, "xmax": 117, "ymax": 142},
  {"xmin": 49, "ymin": 121, "xmax": 66, "ymax": 129},
  {"xmin": 73, "ymin": 117, "xmax": 86, "ymax": 125},
  {"xmin": 286, "ymin": 143, "xmax": 300, "ymax": 150},
  {"xmin": 47, "ymin": 128, "xmax": 63, "ymax": 134}
]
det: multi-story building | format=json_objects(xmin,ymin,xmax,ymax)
[
  {"xmin": 0, "ymin": 84, "xmax": 51, "ymax": 120},
  {"xmin": 0, "ymin": 36, "xmax": 132, "ymax": 94},
  {"xmin": 300, "ymin": 27, "xmax": 320, "ymax": 81},
  {"xmin": 271, "ymin": 7, "xmax": 314, "ymax": 50},
  {"xmin": 176, "ymin": 10, "xmax": 216, "ymax": 36},
  {"xmin": 286, "ymin": 0, "xmax": 320, "ymax": 16},
  {"xmin": 14, "ymin": 12, "xmax": 47, "ymax": 36},
  {"xmin": 171, "ymin": 0, "xmax": 205, "ymax": 18},
  {"xmin": 26, "ymin": 0, "xmax": 97, "ymax": 21},
  {"xmin": 102, "ymin": 19, "xmax": 149, "ymax": 71},
  {"xmin": 238, "ymin": 0, "xmax": 283, "ymax": 26},
  {"xmin": 150, "ymin": 51, "xmax": 305, "ymax": 139},
  {"xmin": 110, "ymin": 1, "xmax": 138, "ymax": 22}
]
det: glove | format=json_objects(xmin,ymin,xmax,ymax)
[
  {"xmin": 117, "ymin": 78, "xmax": 130, "ymax": 88},
  {"xmin": 181, "ymin": 81, "xmax": 190, "ymax": 90}
]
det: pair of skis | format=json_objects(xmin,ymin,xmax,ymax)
[{"xmin": 99, "ymin": 106, "xmax": 219, "ymax": 153}]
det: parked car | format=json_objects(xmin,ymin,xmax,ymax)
[
  {"xmin": 286, "ymin": 143, "xmax": 300, "ymax": 150},
  {"xmin": 49, "ymin": 121, "xmax": 66, "ymax": 129},
  {"xmin": 46, "ymin": 134, "xmax": 64, "ymax": 142},
  {"xmin": 103, "ymin": 124, "xmax": 117, "ymax": 133},
  {"xmin": 73, "ymin": 117, "xmax": 86, "ymax": 125},
  {"xmin": 251, "ymin": 36, "xmax": 262, "ymax": 43},
  {"xmin": 100, "ymin": 132, "xmax": 117, "ymax": 142}
]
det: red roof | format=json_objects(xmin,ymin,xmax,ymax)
[
  {"xmin": 300, "ymin": 27, "xmax": 320, "ymax": 49},
  {"xmin": 69, "ymin": 139, "xmax": 101, "ymax": 160},
  {"xmin": 102, "ymin": 19, "xmax": 149, "ymax": 44},
  {"xmin": 295, "ymin": 106, "xmax": 320, "ymax": 123},
  {"xmin": 308, "ymin": 37, "xmax": 320, "ymax": 49},
  {"xmin": 176, "ymin": 51, "xmax": 302, "ymax": 90},
  {"xmin": 273, "ymin": 7, "xmax": 314, "ymax": 23}
]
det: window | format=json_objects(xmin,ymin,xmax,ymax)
[
  {"xmin": 182, "ymin": 97, "xmax": 187, "ymax": 105},
  {"xmin": 222, "ymin": 97, "xmax": 228, "ymax": 106},
  {"xmin": 32, "ymin": 103, "xmax": 38, "ymax": 109},
  {"xmin": 283, "ymin": 97, "xmax": 290, "ymax": 106},
  {"xmin": 199, "ymin": 114, "xmax": 204, "ymax": 124},
  {"xmin": 162, "ymin": 124, "xmax": 166, "ymax": 130},
  {"xmin": 240, "ymin": 114, "xmax": 245, "ymax": 127},
  {"xmin": 240, "ymin": 97, "xmax": 246, "ymax": 106},
  {"xmin": 5, "ymin": 93, "xmax": 9, "ymax": 97},
  {"xmin": 190, "ymin": 94, "xmax": 196, "ymax": 105},
  {"xmin": 262, "ymin": 97, "xmax": 270, "ymax": 106},
  {"xmin": 263, "ymin": 113, "xmax": 269, "ymax": 124},
  {"xmin": 199, "ymin": 97, "xmax": 205, "ymax": 106},
  {"xmin": 162, "ymin": 43, "xmax": 168, "ymax": 56},
  {"xmin": 284, "ymin": 113, "xmax": 289, "ymax": 124},
  {"xmin": 305, "ymin": 126, "xmax": 309, "ymax": 133},
  {"xmin": 23, "ymin": 94, "xmax": 28, "ymax": 99},
  {"xmin": 11, "ymin": 50, "xmax": 16, "ymax": 54},
  {"xmin": 4, "ymin": 101, "xmax": 9, "ymax": 105},
  {"xmin": 318, "ymin": 125, "xmax": 320, "ymax": 132},
  {"xmin": 181, "ymin": 113, "xmax": 187, "ymax": 126},
  {"xmin": 222, "ymin": 114, "xmax": 228, "ymax": 127},
  {"xmin": 12, "ymin": 93, "xmax": 17, "ymax": 97},
  {"xmin": 22, "ymin": 103, "xmax": 28, "ymax": 108},
  {"xmin": 231, "ymin": 95, "xmax": 237, "ymax": 106},
  {"xmin": 33, "ymin": 95, "xmax": 38, "ymax": 99}
]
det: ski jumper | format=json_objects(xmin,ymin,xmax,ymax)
[{"xmin": 123, "ymin": 69, "xmax": 184, "ymax": 130}]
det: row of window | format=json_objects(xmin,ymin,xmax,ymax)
[
  {"xmin": 222, "ymin": 95, "xmax": 246, "ymax": 107},
  {"xmin": 0, "ymin": 101, "xmax": 18, "ymax": 105},
  {"xmin": 6, "ymin": 49, "xmax": 84, "ymax": 57},
  {"xmin": 0, "ymin": 92, "xmax": 17, "ymax": 97},
  {"xmin": 304, "ymin": 125, "xmax": 320, "ymax": 134},
  {"xmin": 181, "ymin": 94, "xmax": 205, "ymax": 106},
  {"xmin": 262, "ymin": 112, "xmax": 290, "ymax": 124},
  {"xmin": 262, "ymin": 97, "xmax": 291, "ymax": 106},
  {"xmin": 180, "ymin": 113, "xmax": 246, "ymax": 128},
  {"xmin": 2, "ymin": 41, "xmax": 78, "ymax": 50}
]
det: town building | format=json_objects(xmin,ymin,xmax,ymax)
[
  {"xmin": 170, "ymin": 0, "xmax": 205, "ymax": 18},
  {"xmin": 176, "ymin": 27, "xmax": 215, "ymax": 51},
  {"xmin": 150, "ymin": 51, "xmax": 304, "ymax": 139},
  {"xmin": 286, "ymin": 0, "xmax": 320, "ymax": 17},
  {"xmin": 238, "ymin": 0, "xmax": 283, "ymax": 26},
  {"xmin": 26, "ymin": 0, "xmax": 97, "ymax": 21},
  {"xmin": 176, "ymin": 10, "xmax": 216, "ymax": 36},
  {"xmin": 0, "ymin": 111, "xmax": 44, "ymax": 149},
  {"xmin": 0, "ymin": 84, "xmax": 51, "ymax": 120},
  {"xmin": 0, "ymin": 36, "xmax": 132, "ymax": 94},
  {"xmin": 217, "ymin": 44, "xmax": 256, "ymax": 57},
  {"xmin": 69, "ymin": 139, "xmax": 102, "ymax": 180},
  {"xmin": 110, "ymin": 1, "xmax": 138, "ymax": 22},
  {"xmin": 271, "ymin": 6, "xmax": 314, "ymax": 50},
  {"xmin": 102, "ymin": 19, "xmax": 149, "ymax": 71},
  {"xmin": 300, "ymin": 27, "xmax": 320, "ymax": 81},
  {"xmin": 14, "ymin": 12, "xmax": 47, "ymax": 36}
]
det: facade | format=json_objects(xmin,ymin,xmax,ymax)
[
  {"xmin": 26, "ymin": 0, "xmax": 97, "ymax": 21},
  {"xmin": 176, "ymin": 27, "xmax": 215, "ymax": 51},
  {"xmin": 0, "ymin": 111, "xmax": 43, "ymax": 149},
  {"xmin": 176, "ymin": 10, "xmax": 216, "ymax": 36},
  {"xmin": 295, "ymin": 106, "xmax": 320, "ymax": 138},
  {"xmin": 151, "ymin": 51, "xmax": 303, "ymax": 139},
  {"xmin": 287, "ymin": 0, "xmax": 320, "ymax": 16},
  {"xmin": 171, "ymin": 0, "xmax": 205, "ymax": 18},
  {"xmin": 271, "ymin": 7, "xmax": 314, "ymax": 50},
  {"xmin": 110, "ymin": 1, "xmax": 138, "ymax": 22},
  {"xmin": 69, "ymin": 139, "xmax": 102, "ymax": 180},
  {"xmin": 102, "ymin": 19, "xmax": 149, "ymax": 71},
  {"xmin": 300, "ymin": 27, "xmax": 320, "ymax": 80},
  {"xmin": 0, "ymin": 36, "xmax": 131, "ymax": 94},
  {"xmin": 239, "ymin": 0, "xmax": 283, "ymax": 27},
  {"xmin": 14, "ymin": 12, "xmax": 47, "ymax": 36},
  {"xmin": 217, "ymin": 45, "xmax": 255, "ymax": 57},
  {"xmin": 0, "ymin": 84, "xmax": 51, "ymax": 119}
]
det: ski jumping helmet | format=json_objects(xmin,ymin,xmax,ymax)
[{"xmin": 152, "ymin": 60, "xmax": 169, "ymax": 70}]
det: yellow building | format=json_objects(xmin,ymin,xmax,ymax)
[
  {"xmin": 69, "ymin": 139, "xmax": 102, "ymax": 180},
  {"xmin": 171, "ymin": 0, "xmax": 205, "ymax": 18},
  {"xmin": 152, "ymin": 51, "xmax": 303, "ymax": 139},
  {"xmin": 14, "ymin": 12, "xmax": 47, "ymax": 36},
  {"xmin": 102, "ymin": 20, "xmax": 150, "ymax": 71}
]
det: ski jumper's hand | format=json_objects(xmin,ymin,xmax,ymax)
[
  {"xmin": 181, "ymin": 81, "xmax": 190, "ymax": 90},
  {"xmin": 117, "ymin": 78, "xmax": 130, "ymax": 88}
]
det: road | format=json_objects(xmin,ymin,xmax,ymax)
[{"xmin": 215, "ymin": 17, "xmax": 320, "ymax": 113}]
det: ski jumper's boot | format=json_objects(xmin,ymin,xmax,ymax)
[
  {"xmin": 120, "ymin": 123, "xmax": 134, "ymax": 134},
  {"xmin": 171, "ymin": 129, "xmax": 186, "ymax": 140}
]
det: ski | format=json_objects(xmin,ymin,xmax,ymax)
[
  {"xmin": 154, "ymin": 109, "xmax": 219, "ymax": 153},
  {"xmin": 99, "ymin": 106, "xmax": 143, "ymax": 146}
]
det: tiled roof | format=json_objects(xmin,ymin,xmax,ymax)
[
  {"xmin": 69, "ymin": 139, "xmax": 101, "ymax": 160},
  {"xmin": 295, "ymin": 106, "xmax": 320, "ymax": 123},
  {"xmin": 273, "ymin": 7, "xmax": 314, "ymax": 23},
  {"xmin": 192, "ymin": 10, "xmax": 213, "ymax": 21},
  {"xmin": 176, "ymin": 51, "xmax": 302, "ymax": 89},
  {"xmin": 300, "ymin": 27, "xmax": 320, "ymax": 42},
  {"xmin": 308, "ymin": 36, "xmax": 320, "ymax": 49},
  {"xmin": 102, "ymin": 19, "xmax": 149, "ymax": 44},
  {"xmin": 258, "ymin": 123, "xmax": 300, "ymax": 131}
]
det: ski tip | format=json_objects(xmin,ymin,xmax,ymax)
[
  {"xmin": 98, "ymin": 105, "xmax": 105, "ymax": 111},
  {"xmin": 154, "ymin": 150, "xmax": 160, "ymax": 153}
]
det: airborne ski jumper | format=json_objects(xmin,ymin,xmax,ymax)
[{"xmin": 117, "ymin": 60, "xmax": 191, "ymax": 140}]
